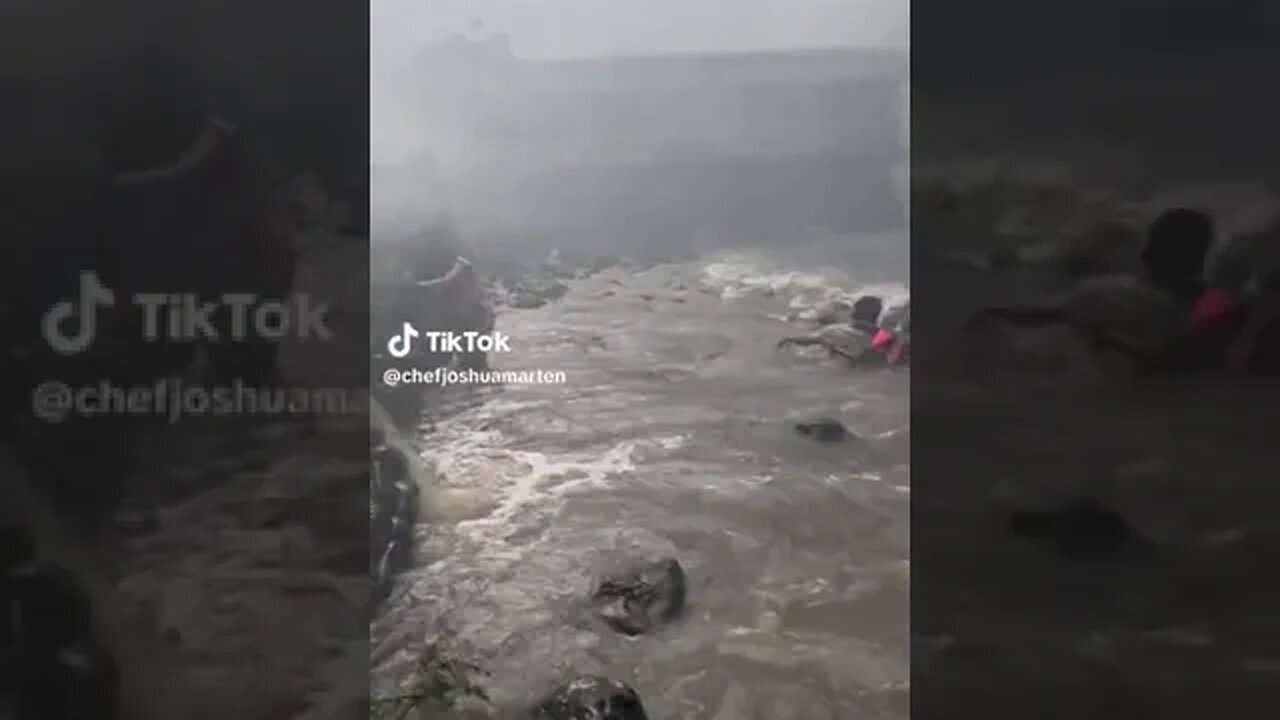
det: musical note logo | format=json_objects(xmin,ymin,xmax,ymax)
[
  {"xmin": 387, "ymin": 322, "xmax": 419, "ymax": 359},
  {"xmin": 42, "ymin": 271, "xmax": 115, "ymax": 355}
]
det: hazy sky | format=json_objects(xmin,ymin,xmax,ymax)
[
  {"xmin": 372, "ymin": 0, "xmax": 906, "ymax": 67},
  {"xmin": 370, "ymin": 0, "xmax": 907, "ymax": 163}
]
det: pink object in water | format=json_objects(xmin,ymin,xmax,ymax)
[
  {"xmin": 1188, "ymin": 288, "xmax": 1240, "ymax": 334},
  {"xmin": 870, "ymin": 328, "xmax": 896, "ymax": 351},
  {"xmin": 871, "ymin": 328, "xmax": 908, "ymax": 365}
]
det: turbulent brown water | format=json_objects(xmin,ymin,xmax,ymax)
[
  {"xmin": 911, "ymin": 270, "xmax": 1280, "ymax": 718},
  {"xmin": 909, "ymin": 88, "xmax": 1280, "ymax": 715},
  {"xmin": 372, "ymin": 238, "xmax": 909, "ymax": 718}
]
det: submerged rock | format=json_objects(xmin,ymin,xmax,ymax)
[
  {"xmin": 1007, "ymin": 498, "xmax": 1137, "ymax": 559},
  {"xmin": 794, "ymin": 419, "xmax": 851, "ymax": 443},
  {"xmin": 530, "ymin": 676, "xmax": 648, "ymax": 720},
  {"xmin": 591, "ymin": 558, "xmax": 687, "ymax": 636},
  {"xmin": 507, "ymin": 279, "xmax": 570, "ymax": 309}
]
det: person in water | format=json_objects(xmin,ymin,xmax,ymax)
[
  {"xmin": 970, "ymin": 206, "xmax": 1280, "ymax": 375},
  {"xmin": 873, "ymin": 301, "xmax": 910, "ymax": 365},
  {"xmin": 1088, "ymin": 217, "xmax": 1280, "ymax": 375},
  {"xmin": 965, "ymin": 207, "xmax": 1244, "ymax": 372},
  {"xmin": 777, "ymin": 295, "xmax": 909, "ymax": 366}
]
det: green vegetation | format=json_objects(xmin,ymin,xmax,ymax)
[{"xmin": 370, "ymin": 642, "xmax": 490, "ymax": 720}]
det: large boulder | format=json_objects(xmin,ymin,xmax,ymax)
[
  {"xmin": 500, "ymin": 278, "xmax": 569, "ymax": 310},
  {"xmin": 590, "ymin": 558, "xmax": 687, "ymax": 636},
  {"xmin": 530, "ymin": 676, "xmax": 649, "ymax": 720},
  {"xmin": 794, "ymin": 418, "xmax": 852, "ymax": 443},
  {"xmin": 1007, "ymin": 498, "xmax": 1138, "ymax": 560},
  {"xmin": 372, "ymin": 225, "xmax": 494, "ymax": 375}
]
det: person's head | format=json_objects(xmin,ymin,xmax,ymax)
[
  {"xmin": 1140, "ymin": 208, "xmax": 1215, "ymax": 299},
  {"xmin": 851, "ymin": 295, "xmax": 884, "ymax": 329}
]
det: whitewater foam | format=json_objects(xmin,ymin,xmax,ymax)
[
  {"xmin": 429, "ymin": 411, "xmax": 640, "ymax": 537},
  {"xmin": 699, "ymin": 250, "xmax": 909, "ymax": 321}
]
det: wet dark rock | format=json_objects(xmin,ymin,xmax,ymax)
[
  {"xmin": 370, "ymin": 440, "xmax": 420, "ymax": 604},
  {"xmin": 372, "ymin": 444, "xmax": 410, "ymax": 485},
  {"xmin": 794, "ymin": 419, "xmax": 851, "ymax": 443},
  {"xmin": 372, "ymin": 241, "xmax": 494, "ymax": 377},
  {"xmin": 591, "ymin": 558, "xmax": 686, "ymax": 636},
  {"xmin": 507, "ymin": 280, "xmax": 570, "ymax": 309},
  {"xmin": 1007, "ymin": 498, "xmax": 1136, "ymax": 559},
  {"xmin": 530, "ymin": 676, "xmax": 648, "ymax": 720}
]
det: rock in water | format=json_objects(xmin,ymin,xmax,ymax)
[
  {"xmin": 1007, "ymin": 498, "xmax": 1136, "ymax": 559},
  {"xmin": 591, "ymin": 558, "xmax": 686, "ymax": 636},
  {"xmin": 794, "ymin": 419, "xmax": 850, "ymax": 443},
  {"xmin": 370, "ymin": 440, "xmax": 419, "ymax": 604},
  {"xmin": 530, "ymin": 676, "xmax": 649, "ymax": 720},
  {"xmin": 508, "ymin": 279, "xmax": 570, "ymax": 309}
]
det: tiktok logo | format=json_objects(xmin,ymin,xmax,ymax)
[
  {"xmin": 42, "ymin": 271, "xmax": 116, "ymax": 355},
  {"xmin": 387, "ymin": 322, "xmax": 419, "ymax": 359}
]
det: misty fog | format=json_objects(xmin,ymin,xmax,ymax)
[{"xmin": 371, "ymin": 0, "xmax": 909, "ymax": 263}]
